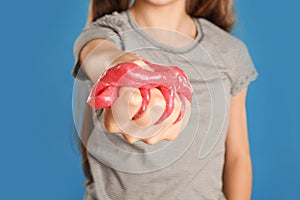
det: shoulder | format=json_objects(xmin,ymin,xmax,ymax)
[
  {"xmin": 83, "ymin": 11, "xmax": 130, "ymax": 32},
  {"xmin": 195, "ymin": 17, "xmax": 252, "ymax": 71},
  {"xmin": 195, "ymin": 18, "xmax": 259, "ymax": 96},
  {"xmin": 72, "ymin": 11, "xmax": 129, "ymax": 80},
  {"xmin": 196, "ymin": 17, "xmax": 247, "ymax": 54}
]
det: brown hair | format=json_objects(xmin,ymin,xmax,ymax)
[
  {"xmin": 87, "ymin": 0, "xmax": 236, "ymax": 31},
  {"xmin": 79, "ymin": 0, "xmax": 236, "ymax": 186}
]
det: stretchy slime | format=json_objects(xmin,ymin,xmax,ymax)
[{"xmin": 87, "ymin": 60, "xmax": 193, "ymax": 125}]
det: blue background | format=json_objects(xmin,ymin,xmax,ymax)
[{"xmin": 0, "ymin": 0, "xmax": 299, "ymax": 199}]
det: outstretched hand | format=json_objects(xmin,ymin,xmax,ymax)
[
  {"xmin": 87, "ymin": 60, "xmax": 192, "ymax": 144},
  {"xmin": 104, "ymin": 86, "xmax": 189, "ymax": 144}
]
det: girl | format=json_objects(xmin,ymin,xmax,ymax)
[{"xmin": 72, "ymin": 0, "xmax": 259, "ymax": 199}]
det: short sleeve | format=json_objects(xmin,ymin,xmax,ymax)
[
  {"xmin": 229, "ymin": 40, "xmax": 259, "ymax": 96},
  {"xmin": 72, "ymin": 16, "xmax": 123, "ymax": 80}
]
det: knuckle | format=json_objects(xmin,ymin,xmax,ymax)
[
  {"xmin": 143, "ymin": 136, "xmax": 160, "ymax": 145},
  {"xmin": 128, "ymin": 94, "xmax": 142, "ymax": 107},
  {"xmin": 124, "ymin": 88, "xmax": 141, "ymax": 107},
  {"xmin": 164, "ymin": 133, "xmax": 178, "ymax": 141},
  {"xmin": 122, "ymin": 134, "xmax": 139, "ymax": 144}
]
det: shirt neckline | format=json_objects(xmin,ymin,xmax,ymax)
[{"xmin": 125, "ymin": 10, "xmax": 204, "ymax": 54}]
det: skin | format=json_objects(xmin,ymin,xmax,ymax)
[
  {"xmin": 80, "ymin": 39, "xmax": 188, "ymax": 144},
  {"xmin": 78, "ymin": 0, "xmax": 253, "ymax": 199},
  {"xmin": 223, "ymin": 87, "xmax": 253, "ymax": 200}
]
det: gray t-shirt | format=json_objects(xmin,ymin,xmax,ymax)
[{"xmin": 72, "ymin": 10, "xmax": 259, "ymax": 200}]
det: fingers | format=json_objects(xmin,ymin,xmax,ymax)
[
  {"xmin": 153, "ymin": 86, "xmax": 175, "ymax": 125},
  {"xmin": 141, "ymin": 93, "xmax": 182, "ymax": 144},
  {"xmin": 121, "ymin": 133, "xmax": 140, "ymax": 144},
  {"xmin": 103, "ymin": 108, "xmax": 122, "ymax": 133},
  {"xmin": 131, "ymin": 87, "xmax": 151, "ymax": 120},
  {"xmin": 127, "ymin": 87, "xmax": 152, "ymax": 127},
  {"xmin": 103, "ymin": 86, "xmax": 188, "ymax": 145}
]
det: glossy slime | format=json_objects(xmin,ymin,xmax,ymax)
[{"xmin": 87, "ymin": 60, "xmax": 193, "ymax": 125}]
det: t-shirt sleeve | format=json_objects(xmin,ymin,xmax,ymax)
[
  {"xmin": 229, "ymin": 39, "xmax": 259, "ymax": 96},
  {"xmin": 72, "ymin": 19, "xmax": 123, "ymax": 80}
]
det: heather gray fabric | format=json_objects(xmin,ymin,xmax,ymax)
[{"xmin": 72, "ymin": 10, "xmax": 259, "ymax": 200}]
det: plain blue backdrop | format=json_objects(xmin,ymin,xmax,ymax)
[{"xmin": 0, "ymin": 0, "xmax": 299, "ymax": 199}]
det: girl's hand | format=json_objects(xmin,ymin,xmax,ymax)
[
  {"xmin": 78, "ymin": 39, "xmax": 191, "ymax": 144},
  {"xmin": 102, "ymin": 60, "xmax": 190, "ymax": 145},
  {"xmin": 103, "ymin": 87, "xmax": 187, "ymax": 144}
]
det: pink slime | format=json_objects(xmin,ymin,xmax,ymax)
[{"xmin": 87, "ymin": 60, "xmax": 193, "ymax": 125}]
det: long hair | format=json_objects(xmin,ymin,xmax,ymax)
[{"xmin": 79, "ymin": 0, "xmax": 236, "ymax": 186}]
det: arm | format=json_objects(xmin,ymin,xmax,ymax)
[
  {"xmin": 78, "ymin": 39, "xmax": 141, "ymax": 83},
  {"xmin": 222, "ymin": 87, "xmax": 253, "ymax": 200},
  {"xmin": 78, "ymin": 39, "xmax": 186, "ymax": 144}
]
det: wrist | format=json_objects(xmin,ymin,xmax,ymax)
[{"xmin": 105, "ymin": 52, "xmax": 142, "ymax": 70}]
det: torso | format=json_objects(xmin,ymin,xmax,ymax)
[{"xmin": 83, "ymin": 10, "xmax": 239, "ymax": 200}]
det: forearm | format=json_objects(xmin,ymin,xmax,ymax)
[
  {"xmin": 79, "ymin": 39, "xmax": 141, "ymax": 82},
  {"xmin": 222, "ymin": 155, "xmax": 253, "ymax": 200}
]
